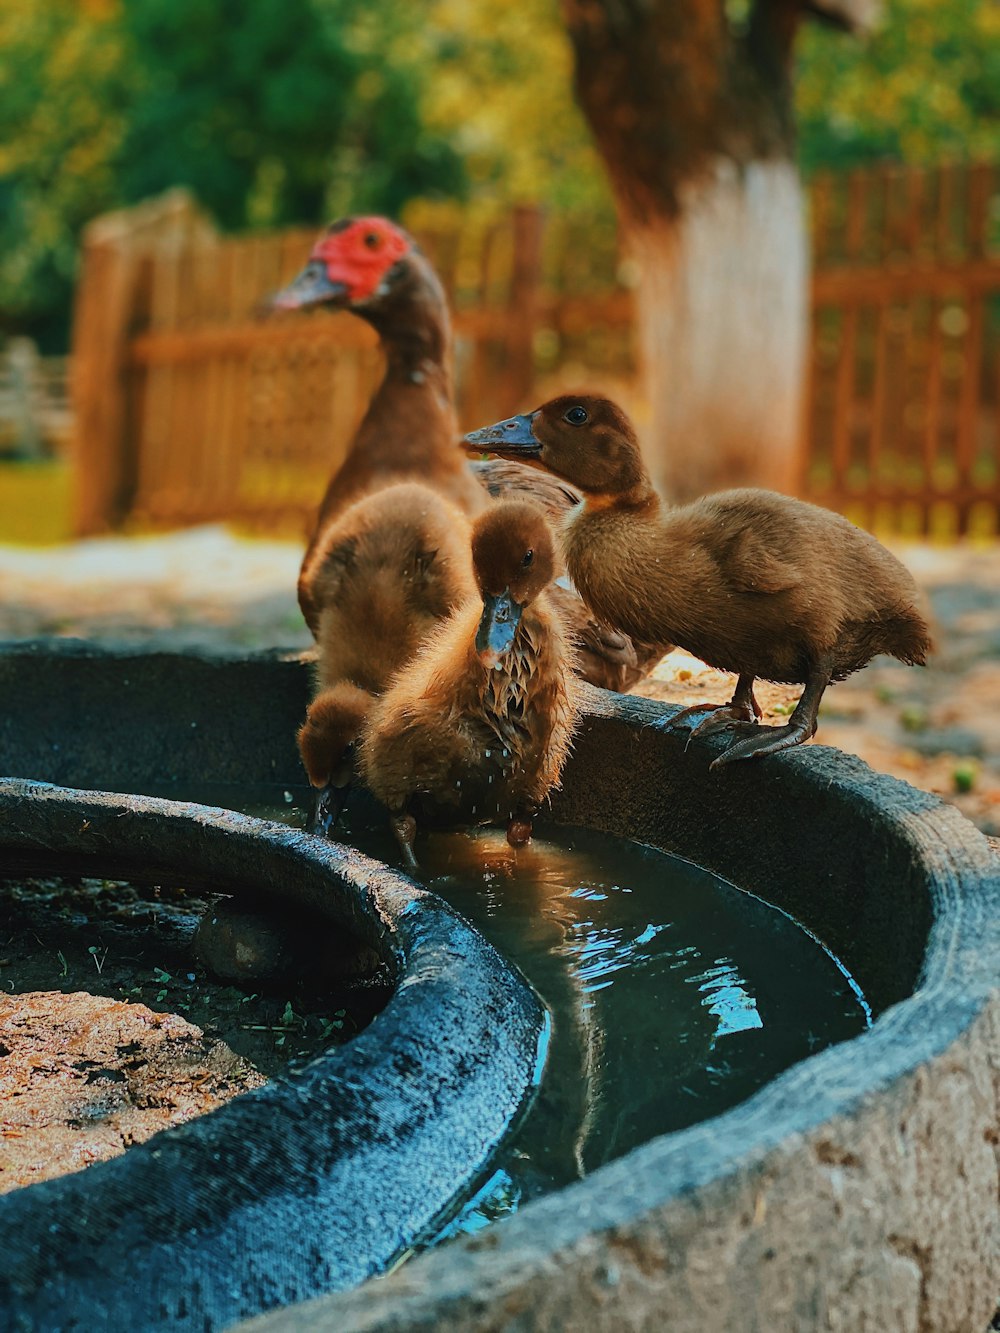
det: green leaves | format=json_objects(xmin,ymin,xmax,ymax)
[
  {"xmin": 797, "ymin": 0, "xmax": 1000, "ymax": 175},
  {"xmin": 0, "ymin": 0, "xmax": 465, "ymax": 348}
]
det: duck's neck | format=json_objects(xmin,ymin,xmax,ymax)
[
  {"xmin": 353, "ymin": 266, "xmax": 460, "ymax": 467},
  {"xmin": 363, "ymin": 256, "xmax": 453, "ymax": 393},
  {"xmin": 580, "ymin": 482, "xmax": 659, "ymax": 515},
  {"xmin": 367, "ymin": 300, "xmax": 451, "ymax": 390}
]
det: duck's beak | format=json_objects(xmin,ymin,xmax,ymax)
[
  {"xmin": 305, "ymin": 749, "xmax": 355, "ymax": 838},
  {"xmin": 308, "ymin": 781, "xmax": 347, "ymax": 838},
  {"xmin": 476, "ymin": 588, "xmax": 523, "ymax": 667},
  {"xmin": 464, "ymin": 413, "xmax": 540, "ymax": 457},
  {"xmin": 270, "ymin": 261, "xmax": 350, "ymax": 311}
]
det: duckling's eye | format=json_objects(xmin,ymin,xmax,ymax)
[
  {"xmin": 363, "ymin": 231, "xmax": 382, "ymax": 250},
  {"xmin": 522, "ymin": 550, "xmax": 534, "ymax": 567},
  {"xmin": 564, "ymin": 406, "xmax": 589, "ymax": 426}
]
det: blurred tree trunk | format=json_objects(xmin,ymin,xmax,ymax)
[{"xmin": 563, "ymin": 0, "xmax": 865, "ymax": 501}]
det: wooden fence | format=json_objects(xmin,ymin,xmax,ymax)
[
  {"xmin": 71, "ymin": 165, "xmax": 1000, "ymax": 536},
  {"xmin": 71, "ymin": 191, "xmax": 631, "ymax": 534},
  {"xmin": 803, "ymin": 161, "xmax": 1000, "ymax": 536}
]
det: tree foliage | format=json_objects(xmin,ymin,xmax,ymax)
[
  {"xmin": 797, "ymin": 0, "xmax": 1000, "ymax": 173},
  {"xmin": 2, "ymin": 0, "xmax": 1000, "ymax": 347},
  {"xmin": 0, "ymin": 0, "xmax": 465, "ymax": 347},
  {"xmin": 0, "ymin": 1, "xmax": 127, "ymax": 347}
]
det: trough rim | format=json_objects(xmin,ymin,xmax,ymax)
[
  {"xmin": 1, "ymin": 643, "xmax": 997, "ymax": 1329},
  {"xmin": 0, "ymin": 778, "xmax": 545, "ymax": 1330},
  {"xmin": 248, "ymin": 686, "xmax": 1000, "ymax": 1332}
]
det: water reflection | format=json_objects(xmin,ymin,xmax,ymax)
[
  {"xmin": 408, "ymin": 823, "xmax": 870, "ymax": 1238},
  {"xmin": 693, "ymin": 962, "xmax": 764, "ymax": 1041}
]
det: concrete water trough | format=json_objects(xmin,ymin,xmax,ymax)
[{"xmin": 1, "ymin": 640, "xmax": 998, "ymax": 1332}]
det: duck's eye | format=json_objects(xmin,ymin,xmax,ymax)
[
  {"xmin": 363, "ymin": 231, "xmax": 381, "ymax": 249},
  {"xmin": 564, "ymin": 406, "xmax": 589, "ymax": 426},
  {"xmin": 522, "ymin": 550, "xmax": 534, "ymax": 567}
]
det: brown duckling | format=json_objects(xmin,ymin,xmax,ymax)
[
  {"xmin": 359, "ymin": 499, "xmax": 579, "ymax": 869},
  {"xmin": 464, "ymin": 395, "xmax": 933, "ymax": 768},
  {"xmin": 298, "ymin": 482, "xmax": 475, "ymax": 830},
  {"xmin": 271, "ymin": 215, "xmax": 666, "ymax": 692}
]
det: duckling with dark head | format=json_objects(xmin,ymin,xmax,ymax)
[
  {"xmin": 359, "ymin": 499, "xmax": 579, "ymax": 869},
  {"xmin": 464, "ymin": 395, "xmax": 933, "ymax": 768}
]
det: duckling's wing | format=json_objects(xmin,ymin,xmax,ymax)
[
  {"xmin": 546, "ymin": 581, "xmax": 668, "ymax": 693},
  {"xmin": 468, "ymin": 458, "xmax": 581, "ymax": 518},
  {"xmin": 722, "ymin": 530, "xmax": 803, "ymax": 596}
]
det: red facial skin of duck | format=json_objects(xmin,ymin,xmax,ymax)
[{"xmin": 310, "ymin": 218, "xmax": 411, "ymax": 303}]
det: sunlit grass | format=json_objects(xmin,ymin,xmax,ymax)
[{"xmin": 0, "ymin": 461, "xmax": 73, "ymax": 546}]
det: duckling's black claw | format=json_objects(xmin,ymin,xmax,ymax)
[
  {"xmin": 709, "ymin": 721, "xmax": 814, "ymax": 770},
  {"xmin": 646, "ymin": 704, "xmax": 713, "ymax": 733}
]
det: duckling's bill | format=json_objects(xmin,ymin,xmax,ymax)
[
  {"xmin": 464, "ymin": 413, "xmax": 541, "ymax": 457},
  {"xmin": 476, "ymin": 588, "xmax": 523, "ymax": 668}
]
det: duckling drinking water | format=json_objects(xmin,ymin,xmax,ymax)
[
  {"xmin": 297, "ymin": 482, "xmax": 475, "ymax": 830},
  {"xmin": 359, "ymin": 499, "xmax": 579, "ymax": 868},
  {"xmin": 465, "ymin": 395, "xmax": 932, "ymax": 768}
]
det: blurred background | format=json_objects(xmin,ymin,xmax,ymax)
[{"xmin": 1, "ymin": 0, "xmax": 999, "ymax": 832}]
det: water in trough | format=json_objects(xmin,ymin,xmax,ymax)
[{"xmin": 172, "ymin": 783, "xmax": 870, "ymax": 1246}]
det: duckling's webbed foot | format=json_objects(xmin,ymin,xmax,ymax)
[
  {"xmin": 653, "ymin": 701, "xmax": 723, "ymax": 733},
  {"xmin": 709, "ymin": 719, "xmax": 814, "ymax": 769},
  {"xmin": 683, "ymin": 704, "xmax": 758, "ymax": 750},
  {"xmin": 709, "ymin": 665, "xmax": 828, "ymax": 770},
  {"xmin": 391, "ymin": 811, "xmax": 420, "ymax": 873},
  {"xmin": 656, "ymin": 674, "xmax": 761, "ymax": 747}
]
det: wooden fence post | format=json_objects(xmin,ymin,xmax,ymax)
[{"xmin": 71, "ymin": 190, "xmax": 215, "ymax": 535}]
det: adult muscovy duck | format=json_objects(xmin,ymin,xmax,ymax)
[{"xmin": 270, "ymin": 215, "xmax": 665, "ymax": 692}]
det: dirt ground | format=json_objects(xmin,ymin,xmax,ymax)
[
  {"xmin": 0, "ymin": 871, "xmax": 360, "ymax": 1192},
  {"xmin": 1, "ymin": 524, "xmax": 999, "ymax": 836}
]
